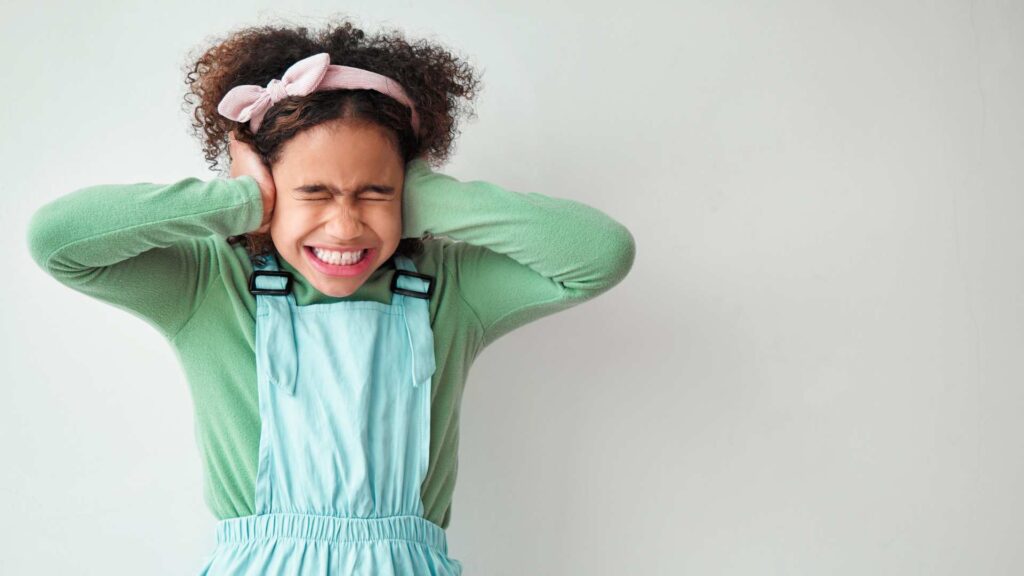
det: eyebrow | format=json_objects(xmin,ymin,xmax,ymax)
[{"xmin": 293, "ymin": 182, "xmax": 396, "ymax": 195}]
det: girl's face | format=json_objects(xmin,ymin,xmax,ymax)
[{"xmin": 269, "ymin": 121, "xmax": 404, "ymax": 297}]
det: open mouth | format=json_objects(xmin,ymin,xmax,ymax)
[
  {"xmin": 309, "ymin": 246, "xmax": 368, "ymax": 265},
  {"xmin": 304, "ymin": 246, "xmax": 375, "ymax": 277}
]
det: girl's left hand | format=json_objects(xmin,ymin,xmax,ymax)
[{"xmin": 401, "ymin": 157, "xmax": 435, "ymax": 239}]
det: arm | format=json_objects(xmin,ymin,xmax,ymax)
[
  {"xmin": 401, "ymin": 159, "xmax": 636, "ymax": 352},
  {"xmin": 26, "ymin": 175, "xmax": 264, "ymax": 340}
]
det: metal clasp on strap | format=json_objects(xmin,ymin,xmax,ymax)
[
  {"xmin": 391, "ymin": 269, "xmax": 434, "ymax": 300},
  {"xmin": 249, "ymin": 270, "xmax": 294, "ymax": 295}
]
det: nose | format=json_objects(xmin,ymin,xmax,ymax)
[{"xmin": 323, "ymin": 203, "xmax": 364, "ymax": 240}]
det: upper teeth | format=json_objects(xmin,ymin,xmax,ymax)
[{"xmin": 312, "ymin": 247, "xmax": 366, "ymax": 265}]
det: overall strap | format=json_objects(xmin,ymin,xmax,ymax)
[
  {"xmin": 390, "ymin": 254, "xmax": 435, "ymax": 300},
  {"xmin": 249, "ymin": 252, "xmax": 299, "ymax": 395},
  {"xmin": 392, "ymin": 254, "xmax": 436, "ymax": 389}
]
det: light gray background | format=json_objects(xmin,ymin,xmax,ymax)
[{"xmin": 4, "ymin": 1, "xmax": 1022, "ymax": 574}]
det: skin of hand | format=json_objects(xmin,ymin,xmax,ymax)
[{"xmin": 228, "ymin": 130, "xmax": 276, "ymax": 234}]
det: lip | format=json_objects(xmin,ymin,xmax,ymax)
[{"xmin": 304, "ymin": 246, "xmax": 376, "ymax": 277}]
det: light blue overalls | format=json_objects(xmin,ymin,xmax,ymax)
[{"xmin": 198, "ymin": 250, "xmax": 464, "ymax": 575}]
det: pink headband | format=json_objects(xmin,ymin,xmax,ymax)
[{"xmin": 217, "ymin": 52, "xmax": 420, "ymax": 135}]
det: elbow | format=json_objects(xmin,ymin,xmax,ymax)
[
  {"xmin": 602, "ymin": 222, "xmax": 636, "ymax": 289},
  {"xmin": 26, "ymin": 203, "xmax": 57, "ymax": 273},
  {"xmin": 26, "ymin": 198, "xmax": 75, "ymax": 276},
  {"xmin": 566, "ymin": 221, "xmax": 636, "ymax": 297}
]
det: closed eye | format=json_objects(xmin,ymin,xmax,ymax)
[
  {"xmin": 294, "ymin": 182, "xmax": 396, "ymax": 201},
  {"xmin": 299, "ymin": 195, "xmax": 392, "ymax": 202}
]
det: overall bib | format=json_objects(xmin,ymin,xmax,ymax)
[{"xmin": 198, "ymin": 251, "xmax": 464, "ymax": 575}]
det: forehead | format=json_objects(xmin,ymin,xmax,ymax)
[{"xmin": 275, "ymin": 122, "xmax": 402, "ymax": 183}]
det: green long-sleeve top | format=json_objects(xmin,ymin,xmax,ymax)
[{"xmin": 25, "ymin": 158, "xmax": 636, "ymax": 530}]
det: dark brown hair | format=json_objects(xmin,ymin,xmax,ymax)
[{"xmin": 181, "ymin": 15, "xmax": 483, "ymax": 259}]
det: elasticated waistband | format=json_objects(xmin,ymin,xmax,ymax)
[{"xmin": 215, "ymin": 513, "xmax": 448, "ymax": 555}]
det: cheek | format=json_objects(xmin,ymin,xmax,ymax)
[
  {"xmin": 269, "ymin": 204, "xmax": 310, "ymax": 236},
  {"xmin": 369, "ymin": 200, "xmax": 400, "ymax": 221},
  {"xmin": 390, "ymin": 202, "xmax": 404, "ymax": 231}
]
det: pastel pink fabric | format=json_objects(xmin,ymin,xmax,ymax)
[{"xmin": 217, "ymin": 52, "xmax": 421, "ymax": 134}]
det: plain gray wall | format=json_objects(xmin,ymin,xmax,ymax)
[{"xmin": 4, "ymin": 1, "xmax": 1023, "ymax": 574}]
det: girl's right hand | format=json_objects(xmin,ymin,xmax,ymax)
[{"xmin": 228, "ymin": 130, "xmax": 276, "ymax": 234}]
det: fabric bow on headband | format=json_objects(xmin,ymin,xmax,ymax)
[{"xmin": 217, "ymin": 52, "xmax": 421, "ymax": 134}]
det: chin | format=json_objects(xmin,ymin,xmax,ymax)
[
  {"xmin": 319, "ymin": 284, "xmax": 362, "ymax": 298},
  {"xmin": 309, "ymin": 273, "xmax": 371, "ymax": 297}
]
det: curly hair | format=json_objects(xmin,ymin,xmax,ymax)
[{"xmin": 180, "ymin": 15, "xmax": 483, "ymax": 260}]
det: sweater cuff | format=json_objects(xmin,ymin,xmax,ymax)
[{"xmin": 228, "ymin": 175, "xmax": 265, "ymax": 236}]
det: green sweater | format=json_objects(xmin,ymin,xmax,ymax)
[{"xmin": 25, "ymin": 158, "xmax": 636, "ymax": 530}]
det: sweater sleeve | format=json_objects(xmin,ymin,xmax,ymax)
[
  {"xmin": 401, "ymin": 159, "xmax": 636, "ymax": 352},
  {"xmin": 25, "ymin": 175, "xmax": 265, "ymax": 340}
]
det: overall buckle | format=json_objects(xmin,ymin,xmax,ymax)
[
  {"xmin": 391, "ymin": 270, "xmax": 434, "ymax": 300},
  {"xmin": 249, "ymin": 270, "xmax": 294, "ymax": 295}
]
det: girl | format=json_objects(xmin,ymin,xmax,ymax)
[{"xmin": 26, "ymin": 17, "xmax": 636, "ymax": 575}]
